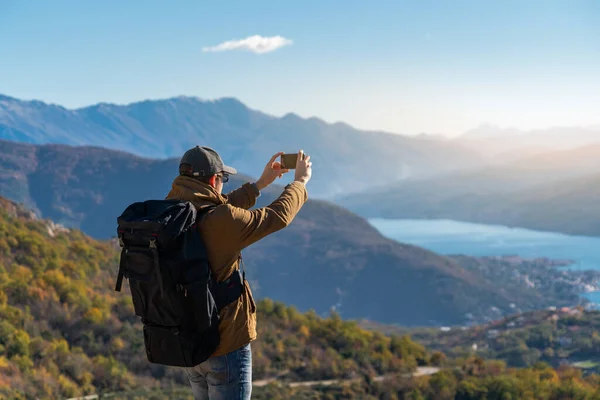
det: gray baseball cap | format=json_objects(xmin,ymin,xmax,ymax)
[{"xmin": 179, "ymin": 146, "xmax": 237, "ymax": 177}]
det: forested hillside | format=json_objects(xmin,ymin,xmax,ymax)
[
  {"xmin": 1, "ymin": 196, "xmax": 599, "ymax": 399},
  {"xmin": 390, "ymin": 308, "xmax": 600, "ymax": 372},
  {"xmin": 0, "ymin": 197, "xmax": 427, "ymax": 399}
]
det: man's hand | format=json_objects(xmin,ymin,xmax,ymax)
[
  {"xmin": 256, "ymin": 152, "xmax": 290, "ymax": 190},
  {"xmin": 294, "ymin": 150, "xmax": 312, "ymax": 185}
]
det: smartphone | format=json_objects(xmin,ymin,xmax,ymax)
[{"xmin": 280, "ymin": 153, "xmax": 298, "ymax": 169}]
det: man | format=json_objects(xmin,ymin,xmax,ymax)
[{"xmin": 165, "ymin": 146, "xmax": 312, "ymax": 400}]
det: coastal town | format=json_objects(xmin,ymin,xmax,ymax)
[{"xmin": 449, "ymin": 254, "xmax": 600, "ymax": 324}]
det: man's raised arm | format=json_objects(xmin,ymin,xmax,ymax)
[
  {"xmin": 225, "ymin": 152, "xmax": 291, "ymax": 210},
  {"xmin": 225, "ymin": 151, "xmax": 312, "ymax": 250}
]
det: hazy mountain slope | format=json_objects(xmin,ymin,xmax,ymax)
[
  {"xmin": 510, "ymin": 143, "xmax": 600, "ymax": 173},
  {"xmin": 0, "ymin": 94, "xmax": 486, "ymax": 197},
  {"xmin": 458, "ymin": 124, "xmax": 600, "ymax": 155},
  {"xmin": 465, "ymin": 173, "xmax": 600, "ymax": 236},
  {"xmin": 344, "ymin": 173, "xmax": 600, "ymax": 236},
  {"xmin": 339, "ymin": 144, "xmax": 600, "ymax": 236},
  {"xmin": 0, "ymin": 139, "xmax": 581, "ymax": 326}
]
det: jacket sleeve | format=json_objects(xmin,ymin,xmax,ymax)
[
  {"xmin": 227, "ymin": 181, "xmax": 308, "ymax": 250},
  {"xmin": 224, "ymin": 182, "xmax": 259, "ymax": 210}
]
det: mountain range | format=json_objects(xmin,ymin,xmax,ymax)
[
  {"xmin": 1, "ymin": 92, "xmax": 598, "ymax": 324},
  {"xmin": 0, "ymin": 139, "xmax": 587, "ymax": 327},
  {"xmin": 0, "ymin": 94, "xmax": 486, "ymax": 198}
]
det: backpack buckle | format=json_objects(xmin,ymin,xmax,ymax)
[
  {"xmin": 176, "ymin": 284, "xmax": 187, "ymax": 297},
  {"xmin": 149, "ymin": 237, "xmax": 157, "ymax": 249}
]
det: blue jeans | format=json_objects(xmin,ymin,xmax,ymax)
[{"xmin": 184, "ymin": 343, "xmax": 252, "ymax": 400}]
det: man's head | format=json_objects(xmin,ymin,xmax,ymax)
[{"xmin": 179, "ymin": 146, "xmax": 237, "ymax": 194}]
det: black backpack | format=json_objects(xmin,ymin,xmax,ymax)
[{"xmin": 114, "ymin": 199, "xmax": 244, "ymax": 367}]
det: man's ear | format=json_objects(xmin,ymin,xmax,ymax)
[{"xmin": 208, "ymin": 175, "xmax": 217, "ymax": 188}]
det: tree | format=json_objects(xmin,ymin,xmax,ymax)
[
  {"xmin": 430, "ymin": 351, "xmax": 447, "ymax": 367},
  {"xmin": 6, "ymin": 330, "xmax": 30, "ymax": 358},
  {"xmin": 456, "ymin": 378, "xmax": 488, "ymax": 400},
  {"xmin": 428, "ymin": 370, "xmax": 458, "ymax": 400}
]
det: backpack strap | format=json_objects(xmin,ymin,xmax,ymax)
[
  {"xmin": 114, "ymin": 247, "xmax": 127, "ymax": 292},
  {"xmin": 197, "ymin": 204, "xmax": 218, "ymax": 219},
  {"xmin": 210, "ymin": 269, "xmax": 245, "ymax": 310},
  {"xmin": 193, "ymin": 204, "xmax": 245, "ymax": 309},
  {"xmin": 149, "ymin": 236, "xmax": 165, "ymax": 298},
  {"xmin": 114, "ymin": 236, "xmax": 165, "ymax": 297},
  {"xmin": 209, "ymin": 254, "xmax": 245, "ymax": 309}
]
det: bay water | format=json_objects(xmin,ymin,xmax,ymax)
[{"xmin": 368, "ymin": 218, "xmax": 600, "ymax": 303}]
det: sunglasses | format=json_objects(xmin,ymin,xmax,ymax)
[{"xmin": 217, "ymin": 174, "xmax": 230, "ymax": 183}]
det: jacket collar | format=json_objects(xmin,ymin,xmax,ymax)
[{"xmin": 165, "ymin": 175, "xmax": 227, "ymax": 209}]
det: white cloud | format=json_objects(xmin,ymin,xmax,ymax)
[{"xmin": 202, "ymin": 35, "xmax": 292, "ymax": 54}]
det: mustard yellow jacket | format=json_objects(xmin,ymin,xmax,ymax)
[{"xmin": 166, "ymin": 175, "xmax": 307, "ymax": 356}]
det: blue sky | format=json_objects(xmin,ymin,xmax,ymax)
[{"xmin": 1, "ymin": 0, "xmax": 599, "ymax": 135}]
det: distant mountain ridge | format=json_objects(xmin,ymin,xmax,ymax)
[
  {"xmin": 0, "ymin": 93, "xmax": 486, "ymax": 198},
  {"xmin": 463, "ymin": 123, "xmax": 600, "ymax": 141},
  {"xmin": 458, "ymin": 123, "xmax": 600, "ymax": 156}
]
